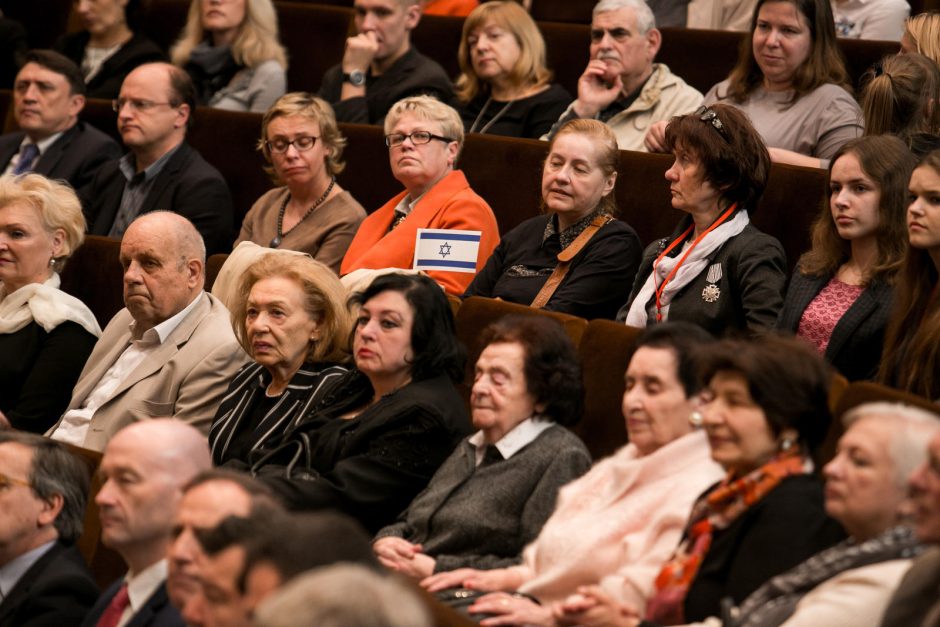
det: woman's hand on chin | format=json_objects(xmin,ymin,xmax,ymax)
[
  {"xmin": 553, "ymin": 586, "xmax": 641, "ymax": 627},
  {"xmin": 372, "ymin": 537, "xmax": 435, "ymax": 579},
  {"xmin": 421, "ymin": 567, "xmax": 522, "ymax": 593},
  {"xmin": 471, "ymin": 592, "xmax": 555, "ymax": 626}
]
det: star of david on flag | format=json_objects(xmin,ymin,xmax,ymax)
[{"xmin": 412, "ymin": 229, "xmax": 482, "ymax": 273}]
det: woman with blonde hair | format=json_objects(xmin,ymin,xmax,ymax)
[
  {"xmin": 237, "ymin": 93, "xmax": 366, "ymax": 274},
  {"xmin": 861, "ymin": 54, "xmax": 940, "ymax": 154},
  {"xmin": 900, "ymin": 12, "xmax": 940, "ymax": 62},
  {"xmin": 170, "ymin": 0, "xmax": 287, "ymax": 112},
  {"xmin": 0, "ymin": 174, "xmax": 100, "ymax": 432},
  {"xmin": 453, "ymin": 1, "xmax": 570, "ymax": 139},
  {"xmin": 209, "ymin": 252, "xmax": 351, "ymax": 466}
]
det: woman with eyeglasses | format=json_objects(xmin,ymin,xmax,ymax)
[
  {"xmin": 619, "ymin": 103, "xmax": 787, "ymax": 337},
  {"xmin": 236, "ymin": 93, "xmax": 366, "ymax": 274},
  {"xmin": 170, "ymin": 0, "xmax": 287, "ymax": 112},
  {"xmin": 646, "ymin": 0, "xmax": 862, "ymax": 169},
  {"xmin": 340, "ymin": 96, "xmax": 500, "ymax": 296}
]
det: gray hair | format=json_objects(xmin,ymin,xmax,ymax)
[
  {"xmin": 253, "ymin": 564, "xmax": 432, "ymax": 627},
  {"xmin": 0, "ymin": 432, "xmax": 90, "ymax": 544},
  {"xmin": 843, "ymin": 402, "xmax": 940, "ymax": 488},
  {"xmin": 593, "ymin": 0, "xmax": 656, "ymax": 33}
]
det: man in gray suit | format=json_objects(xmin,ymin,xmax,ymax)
[
  {"xmin": 0, "ymin": 49, "xmax": 120, "ymax": 190},
  {"xmin": 47, "ymin": 211, "xmax": 249, "ymax": 452}
]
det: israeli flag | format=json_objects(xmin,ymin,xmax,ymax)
[{"xmin": 413, "ymin": 229, "xmax": 482, "ymax": 273}]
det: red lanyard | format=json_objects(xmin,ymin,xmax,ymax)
[{"xmin": 653, "ymin": 204, "xmax": 737, "ymax": 322}]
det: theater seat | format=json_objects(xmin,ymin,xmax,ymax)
[
  {"xmin": 455, "ymin": 296, "xmax": 588, "ymax": 404},
  {"xmin": 576, "ymin": 319, "xmax": 641, "ymax": 460},
  {"xmin": 60, "ymin": 235, "xmax": 125, "ymax": 328}
]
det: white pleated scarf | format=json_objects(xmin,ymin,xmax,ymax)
[{"xmin": 625, "ymin": 210, "xmax": 749, "ymax": 327}]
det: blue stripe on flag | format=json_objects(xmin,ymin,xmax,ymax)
[
  {"xmin": 418, "ymin": 232, "xmax": 481, "ymax": 242},
  {"xmin": 415, "ymin": 259, "xmax": 477, "ymax": 269}
]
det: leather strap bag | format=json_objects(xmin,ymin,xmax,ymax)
[{"xmin": 530, "ymin": 214, "xmax": 613, "ymax": 308}]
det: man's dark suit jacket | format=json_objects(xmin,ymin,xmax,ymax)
[
  {"xmin": 82, "ymin": 141, "xmax": 234, "ymax": 254},
  {"xmin": 81, "ymin": 580, "xmax": 184, "ymax": 627},
  {"xmin": 0, "ymin": 122, "xmax": 121, "ymax": 192},
  {"xmin": 56, "ymin": 31, "xmax": 166, "ymax": 100},
  {"xmin": 0, "ymin": 542, "xmax": 98, "ymax": 627}
]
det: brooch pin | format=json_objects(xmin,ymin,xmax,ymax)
[{"xmin": 702, "ymin": 263, "xmax": 722, "ymax": 303}]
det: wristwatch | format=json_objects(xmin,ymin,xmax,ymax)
[{"xmin": 343, "ymin": 70, "xmax": 366, "ymax": 87}]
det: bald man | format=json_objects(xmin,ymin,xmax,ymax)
[
  {"xmin": 81, "ymin": 420, "xmax": 211, "ymax": 627},
  {"xmin": 48, "ymin": 212, "xmax": 249, "ymax": 451},
  {"xmin": 81, "ymin": 62, "xmax": 233, "ymax": 254}
]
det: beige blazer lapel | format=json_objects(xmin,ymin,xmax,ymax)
[
  {"xmin": 103, "ymin": 294, "xmax": 212, "ymax": 403},
  {"xmin": 64, "ymin": 310, "xmax": 135, "ymax": 412}
]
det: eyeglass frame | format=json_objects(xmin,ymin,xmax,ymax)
[
  {"xmin": 0, "ymin": 471, "xmax": 32, "ymax": 491},
  {"xmin": 694, "ymin": 105, "xmax": 730, "ymax": 142},
  {"xmin": 384, "ymin": 131, "xmax": 456, "ymax": 148},
  {"xmin": 112, "ymin": 98, "xmax": 179, "ymax": 113},
  {"xmin": 265, "ymin": 135, "xmax": 320, "ymax": 154}
]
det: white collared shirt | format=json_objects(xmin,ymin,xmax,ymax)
[
  {"xmin": 0, "ymin": 540, "xmax": 55, "ymax": 602},
  {"xmin": 51, "ymin": 293, "xmax": 205, "ymax": 446},
  {"xmin": 2, "ymin": 132, "xmax": 65, "ymax": 176},
  {"xmin": 114, "ymin": 559, "xmax": 168, "ymax": 627},
  {"xmin": 468, "ymin": 418, "xmax": 554, "ymax": 466}
]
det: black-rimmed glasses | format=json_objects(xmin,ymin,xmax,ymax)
[
  {"xmin": 385, "ymin": 131, "xmax": 455, "ymax": 148},
  {"xmin": 266, "ymin": 136, "xmax": 319, "ymax": 154},
  {"xmin": 695, "ymin": 105, "xmax": 730, "ymax": 142}
]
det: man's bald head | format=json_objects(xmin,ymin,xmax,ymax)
[
  {"xmin": 97, "ymin": 419, "xmax": 211, "ymax": 573},
  {"xmin": 120, "ymin": 211, "xmax": 206, "ymax": 330}
]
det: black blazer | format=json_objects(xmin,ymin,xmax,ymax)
[
  {"xmin": 0, "ymin": 122, "xmax": 121, "ymax": 193},
  {"xmin": 56, "ymin": 31, "xmax": 166, "ymax": 100},
  {"xmin": 776, "ymin": 270, "xmax": 894, "ymax": 381},
  {"xmin": 618, "ymin": 222, "xmax": 788, "ymax": 336},
  {"xmin": 82, "ymin": 142, "xmax": 235, "ymax": 254},
  {"xmin": 253, "ymin": 370, "xmax": 473, "ymax": 534},
  {"xmin": 82, "ymin": 581, "xmax": 183, "ymax": 627},
  {"xmin": 684, "ymin": 475, "xmax": 846, "ymax": 622},
  {"xmin": 0, "ymin": 542, "xmax": 98, "ymax": 627}
]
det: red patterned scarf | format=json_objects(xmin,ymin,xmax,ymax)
[{"xmin": 644, "ymin": 450, "xmax": 810, "ymax": 625}]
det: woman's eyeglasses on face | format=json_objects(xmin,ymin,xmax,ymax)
[
  {"xmin": 266, "ymin": 136, "xmax": 319, "ymax": 154},
  {"xmin": 385, "ymin": 131, "xmax": 455, "ymax": 148}
]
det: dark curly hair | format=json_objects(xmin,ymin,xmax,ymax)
[
  {"xmin": 697, "ymin": 334, "xmax": 832, "ymax": 456},
  {"xmin": 628, "ymin": 322, "xmax": 716, "ymax": 397},
  {"xmin": 351, "ymin": 274, "xmax": 465, "ymax": 383},
  {"xmin": 478, "ymin": 314, "xmax": 583, "ymax": 426}
]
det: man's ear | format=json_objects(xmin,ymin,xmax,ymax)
[
  {"xmin": 37, "ymin": 493, "xmax": 64, "ymax": 529},
  {"xmin": 646, "ymin": 28, "xmax": 662, "ymax": 61}
]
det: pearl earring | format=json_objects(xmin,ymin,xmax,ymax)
[{"xmin": 689, "ymin": 411, "xmax": 704, "ymax": 427}]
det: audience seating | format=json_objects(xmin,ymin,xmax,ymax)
[
  {"xmin": 60, "ymin": 235, "xmax": 125, "ymax": 329},
  {"xmin": 576, "ymin": 319, "xmax": 641, "ymax": 459},
  {"xmin": 0, "ymin": 0, "xmax": 72, "ymax": 49},
  {"xmin": 65, "ymin": 444, "xmax": 129, "ymax": 589}
]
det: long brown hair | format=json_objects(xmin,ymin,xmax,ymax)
[
  {"xmin": 724, "ymin": 0, "xmax": 850, "ymax": 105},
  {"xmin": 862, "ymin": 54, "xmax": 940, "ymax": 143},
  {"xmin": 799, "ymin": 136, "xmax": 915, "ymax": 284},
  {"xmin": 878, "ymin": 150, "xmax": 940, "ymax": 397}
]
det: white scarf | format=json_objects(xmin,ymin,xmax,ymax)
[
  {"xmin": 625, "ymin": 210, "xmax": 749, "ymax": 327},
  {"xmin": 0, "ymin": 274, "xmax": 102, "ymax": 337}
]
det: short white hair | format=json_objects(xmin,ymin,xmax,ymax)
[
  {"xmin": 843, "ymin": 402, "xmax": 940, "ymax": 488},
  {"xmin": 593, "ymin": 0, "xmax": 656, "ymax": 33},
  {"xmin": 253, "ymin": 564, "xmax": 432, "ymax": 627}
]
